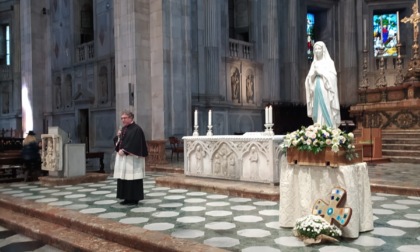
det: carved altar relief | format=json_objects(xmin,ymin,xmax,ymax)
[
  {"xmin": 184, "ymin": 135, "xmax": 283, "ymax": 184},
  {"xmin": 195, "ymin": 145, "xmax": 205, "ymax": 174},
  {"xmin": 41, "ymin": 134, "xmax": 62, "ymax": 171},
  {"xmin": 211, "ymin": 144, "xmax": 238, "ymax": 178},
  {"xmin": 241, "ymin": 143, "xmax": 270, "ymax": 181}
]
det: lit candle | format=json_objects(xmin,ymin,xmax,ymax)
[
  {"xmin": 265, "ymin": 106, "xmax": 269, "ymax": 124},
  {"xmin": 363, "ymin": 18, "xmax": 367, "ymax": 49},
  {"xmin": 208, "ymin": 109, "xmax": 212, "ymax": 126},
  {"xmin": 194, "ymin": 109, "xmax": 198, "ymax": 126},
  {"xmin": 268, "ymin": 106, "xmax": 273, "ymax": 124},
  {"xmin": 397, "ymin": 11, "xmax": 400, "ymax": 41}
]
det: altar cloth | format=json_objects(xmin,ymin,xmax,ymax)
[{"xmin": 279, "ymin": 161, "xmax": 374, "ymax": 238}]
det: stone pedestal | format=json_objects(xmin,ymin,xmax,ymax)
[
  {"xmin": 41, "ymin": 127, "xmax": 85, "ymax": 178},
  {"xmin": 63, "ymin": 144, "xmax": 86, "ymax": 177}
]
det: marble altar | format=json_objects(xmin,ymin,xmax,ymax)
[{"xmin": 183, "ymin": 133, "xmax": 284, "ymax": 184}]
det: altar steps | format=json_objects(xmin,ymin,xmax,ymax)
[
  {"xmin": 382, "ymin": 130, "xmax": 420, "ymax": 164},
  {"xmin": 0, "ymin": 194, "xmax": 225, "ymax": 252}
]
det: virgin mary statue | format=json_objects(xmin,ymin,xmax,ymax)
[{"xmin": 305, "ymin": 41, "xmax": 341, "ymax": 128}]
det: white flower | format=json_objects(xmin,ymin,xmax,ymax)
[
  {"xmin": 293, "ymin": 214, "xmax": 342, "ymax": 239},
  {"xmin": 282, "ymin": 124, "xmax": 357, "ymax": 160}
]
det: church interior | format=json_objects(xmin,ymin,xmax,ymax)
[{"xmin": 0, "ymin": 0, "xmax": 419, "ymax": 251}]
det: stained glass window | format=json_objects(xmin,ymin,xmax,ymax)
[
  {"xmin": 6, "ymin": 25, "xmax": 9, "ymax": 65},
  {"xmin": 307, "ymin": 13, "xmax": 315, "ymax": 61},
  {"xmin": 373, "ymin": 13, "xmax": 398, "ymax": 57}
]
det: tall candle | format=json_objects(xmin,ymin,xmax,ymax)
[
  {"xmin": 397, "ymin": 11, "xmax": 400, "ymax": 41},
  {"xmin": 268, "ymin": 106, "xmax": 273, "ymax": 124},
  {"xmin": 265, "ymin": 106, "xmax": 269, "ymax": 124},
  {"xmin": 363, "ymin": 18, "xmax": 367, "ymax": 49},
  {"xmin": 208, "ymin": 109, "xmax": 212, "ymax": 126},
  {"xmin": 194, "ymin": 109, "xmax": 198, "ymax": 126}
]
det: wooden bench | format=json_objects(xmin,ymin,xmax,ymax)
[{"xmin": 0, "ymin": 154, "xmax": 24, "ymax": 182}]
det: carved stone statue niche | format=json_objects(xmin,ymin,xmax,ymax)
[
  {"xmin": 246, "ymin": 74, "xmax": 254, "ymax": 103},
  {"xmin": 231, "ymin": 68, "xmax": 240, "ymax": 102}
]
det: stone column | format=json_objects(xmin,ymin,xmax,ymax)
[
  {"xmin": 114, "ymin": 0, "xmax": 164, "ymax": 140},
  {"xmin": 279, "ymin": 0, "xmax": 301, "ymax": 103},
  {"xmin": 203, "ymin": 0, "xmax": 220, "ymax": 98},
  {"xmin": 264, "ymin": 0, "xmax": 280, "ymax": 102},
  {"xmin": 20, "ymin": 0, "xmax": 51, "ymax": 135},
  {"xmin": 340, "ymin": 0, "xmax": 358, "ymax": 105}
]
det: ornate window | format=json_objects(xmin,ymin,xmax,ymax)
[
  {"xmin": 228, "ymin": 0, "xmax": 250, "ymax": 42},
  {"xmin": 80, "ymin": 3, "xmax": 93, "ymax": 44},
  {"xmin": 0, "ymin": 24, "xmax": 10, "ymax": 65},
  {"xmin": 373, "ymin": 13, "xmax": 398, "ymax": 57},
  {"xmin": 307, "ymin": 13, "xmax": 315, "ymax": 61}
]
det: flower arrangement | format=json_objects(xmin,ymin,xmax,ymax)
[
  {"xmin": 293, "ymin": 214, "xmax": 342, "ymax": 245},
  {"xmin": 280, "ymin": 123, "xmax": 358, "ymax": 161}
]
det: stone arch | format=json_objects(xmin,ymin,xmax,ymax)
[
  {"xmin": 64, "ymin": 74, "xmax": 72, "ymax": 108},
  {"xmin": 98, "ymin": 66, "xmax": 108, "ymax": 104},
  {"xmin": 55, "ymin": 76, "xmax": 62, "ymax": 109}
]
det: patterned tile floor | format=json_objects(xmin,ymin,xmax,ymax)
[
  {"xmin": 0, "ymin": 169, "xmax": 420, "ymax": 252},
  {"xmin": 0, "ymin": 225, "xmax": 63, "ymax": 251}
]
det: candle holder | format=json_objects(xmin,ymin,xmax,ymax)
[
  {"xmin": 206, "ymin": 125, "xmax": 213, "ymax": 136},
  {"xmin": 359, "ymin": 49, "xmax": 369, "ymax": 90},
  {"xmin": 264, "ymin": 123, "xmax": 274, "ymax": 136},
  {"xmin": 375, "ymin": 56, "xmax": 387, "ymax": 88},
  {"xmin": 193, "ymin": 125, "xmax": 199, "ymax": 136},
  {"xmin": 395, "ymin": 42, "xmax": 404, "ymax": 85}
]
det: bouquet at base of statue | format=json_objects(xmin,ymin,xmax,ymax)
[{"xmin": 292, "ymin": 214, "xmax": 342, "ymax": 245}]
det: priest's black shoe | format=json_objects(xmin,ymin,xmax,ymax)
[
  {"xmin": 126, "ymin": 200, "xmax": 138, "ymax": 205},
  {"xmin": 120, "ymin": 200, "xmax": 138, "ymax": 205},
  {"xmin": 120, "ymin": 200, "xmax": 130, "ymax": 205}
]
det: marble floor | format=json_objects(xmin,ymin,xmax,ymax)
[{"xmin": 0, "ymin": 164, "xmax": 420, "ymax": 252}]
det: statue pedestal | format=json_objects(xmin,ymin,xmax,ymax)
[{"xmin": 287, "ymin": 147, "xmax": 362, "ymax": 167}]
